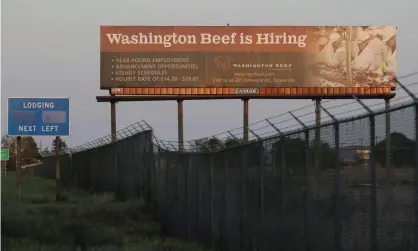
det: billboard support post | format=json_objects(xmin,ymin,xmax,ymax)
[
  {"xmin": 16, "ymin": 136, "xmax": 22, "ymax": 201},
  {"xmin": 177, "ymin": 100, "xmax": 184, "ymax": 151},
  {"xmin": 385, "ymin": 98, "xmax": 391, "ymax": 185},
  {"xmin": 243, "ymin": 99, "xmax": 249, "ymax": 142},
  {"xmin": 110, "ymin": 92, "xmax": 117, "ymax": 142}
]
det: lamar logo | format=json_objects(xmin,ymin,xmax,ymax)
[
  {"xmin": 214, "ymin": 56, "xmax": 234, "ymax": 70},
  {"xmin": 233, "ymin": 88, "xmax": 260, "ymax": 94}
]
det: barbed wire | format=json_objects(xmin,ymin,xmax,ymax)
[
  {"xmin": 41, "ymin": 121, "xmax": 153, "ymax": 157},
  {"xmin": 41, "ymin": 71, "xmax": 418, "ymax": 156},
  {"xmin": 183, "ymin": 72, "xmax": 418, "ymax": 151}
]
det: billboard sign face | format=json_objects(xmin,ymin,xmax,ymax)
[
  {"xmin": 100, "ymin": 26, "xmax": 397, "ymax": 96},
  {"xmin": 7, "ymin": 98, "xmax": 70, "ymax": 136}
]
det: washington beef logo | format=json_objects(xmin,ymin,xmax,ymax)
[{"xmin": 213, "ymin": 56, "xmax": 234, "ymax": 70}]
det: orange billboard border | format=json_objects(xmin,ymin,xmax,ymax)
[{"xmin": 110, "ymin": 87, "xmax": 392, "ymax": 96}]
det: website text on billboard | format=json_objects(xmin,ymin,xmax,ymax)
[{"xmin": 100, "ymin": 26, "xmax": 397, "ymax": 97}]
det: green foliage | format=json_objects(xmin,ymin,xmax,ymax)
[
  {"xmin": 223, "ymin": 137, "xmax": 244, "ymax": 148},
  {"xmin": 194, "ymin": 137, "xmax": 223, "ymax": 152},
  {"xmin": 193, "ymin": 137, "xmax": 246, "ymax": 152},
  {"xmin": 1, "ymin": 135, "xmax": 41, "ymax": 170},
  {"xmin": 1, "ymin": 173, "xmax": 214, "ymax": 251},
  {"xmin": 375, "ymin": 132, "xmax": 416, "ymax": 168}
]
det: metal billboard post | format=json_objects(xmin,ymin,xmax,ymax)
[
  {"xmin": 243, "ymin": 99, "xmax": 249, "ymax": 142},
  {"xmin": 177, "ymin": 100, "xmax": 184, "ymax": 151}
]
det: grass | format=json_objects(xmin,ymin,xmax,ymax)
[{"xmin": 1, "ymin": 172, "xmax": 214, "ymax": 251}]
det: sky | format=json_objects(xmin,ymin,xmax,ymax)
[{"xmin": 1, "ymin": 0, "xmax": 418, "ymax": 149}]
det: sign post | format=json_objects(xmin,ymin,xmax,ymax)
[{"xmin": 8, "ymin": 97, "xmax": 70, "ymax": 201}]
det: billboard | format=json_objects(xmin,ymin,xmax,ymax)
[{"xmin": 101, "ymin": 26, "xmax": 397, "ymax": 96}]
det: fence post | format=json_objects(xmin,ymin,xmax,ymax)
[
  {"xmin": 321, "ymin": 105, "xmax": 342, "ymax": 251},
  {"xmin": 394, "ymin": 79, "xmax": 418, "ymax": 249},
  {"xmin": 259, "ymin": 142, "xmax": 265, "ymax": 221},
  {"xmin": 176, "ymin": 155, "xmax": 181, "ymax": 229},
  {"xmin": 385, "ymin": 98, "xmax": 392, "ymax": 185},
  {"xmin": 289, "ymin": 111, "xmax": 311, "ymax": 251},
  {"xmin": 220, "ymin": 151, "xmax": 228, "ymax": 249},
  {"xmin": 415, "ymin": 100, "xmax": 418, "ymax": 250},
  {"xmin": 353, "ymin": 96, "xmax": 377, "ymax": 251},
  {"xmin": 196, "ymin": 154, "xmax": 201, "ymax": 239},
  {"xmin": 186, "ymin": 155, "xmax": 191, "ymax": 238},
  {"xmin": 370, "ymin": 112, "xmax": 378, "ymax": 251},
  {"xmin": 255, "ymin": 142, "xmax": 265, "ymax": 250},
  {"xmin": 209, "ymin": 153, "xmax": 215, "ymax": 245},
  {"xmin": 303, "ymin": 128, "xmax": 311, "ymax": 251},
  {"xmin": 280, "ymin": 134, "xmax": 287, "ymax": 250},
  {"xmin": 164, "ymin": 152, "xmax": 170, "ymax": 232},
  {"xmin": 240, "ymin": 146, "xmax": 247, "ymax": 250}
]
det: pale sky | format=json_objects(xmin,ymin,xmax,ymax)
[{"xmin": 1, "ymin": 0, "xmax": 418, "ymax": 149}]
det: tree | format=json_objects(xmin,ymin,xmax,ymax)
[
  {"xmin": 193, "ymin": 137, "xmax": 223, "ymax": 152},
  {"xmin": 1, "ymin": 135, "xmax": 41, "ymax": 170},
  {"xmin": 192, "ymin": 137, "xmax": 247, "ymax": 152},
  {"xmin": 52, "ymin": 138, "xmax": 68, "ymax": 152},
  {"xmin": 375, "ymin": 132, "xmax": 415, "ymax": 168},
  {"xmin": 223, "ymin": 137, "xmax": 244, "ymax": 148}
]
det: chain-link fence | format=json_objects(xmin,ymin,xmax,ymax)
[{"xmin": 35, "ymin": 77, "xmax": 418, "ymax": 251}]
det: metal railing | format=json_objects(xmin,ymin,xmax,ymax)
[{"xmin": 37, "ymin": 73, "xmax": 418, "ymax": 251}]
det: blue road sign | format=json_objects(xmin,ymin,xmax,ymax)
[{"xmin": 7, "ymin": 98, "xmax": 70, "ymax": 136}]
